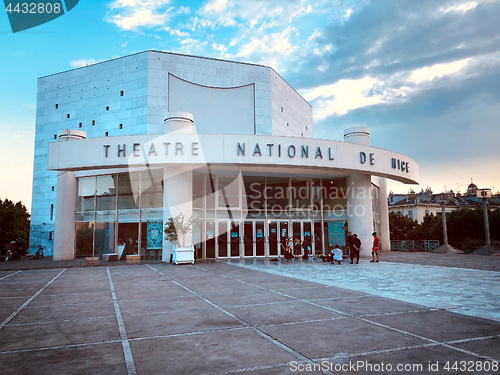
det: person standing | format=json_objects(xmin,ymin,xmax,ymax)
[
  {"xmin": 351, "ymin": 234, "xmax": 361, "ymax": 264},
  {"xmin": 371, "ymin": 232, "xmax": 380, "ymax": 263},
  {"xmin": 346, "ymin": 232, "xmax": 354, "ymax": 264}
]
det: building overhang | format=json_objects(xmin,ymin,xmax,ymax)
[{"xmin": 48, "ymin": 134, "xmax": 419, "ymax": 184}]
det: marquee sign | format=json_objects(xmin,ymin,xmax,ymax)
[{"xmin": 48, "ymin": 133, "xmax": 418, "ymax": 184}]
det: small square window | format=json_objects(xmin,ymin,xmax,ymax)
[
  {"xmin": 79, "ymin": 122, "xmax": 82, "ymax": 128},
  {"xmin": 92, "ymin": 120, "xmax": 95, "ymax": 126},
  {"xmin": 286, "ymin": 123, "xmax": 289, "ymax": 127},
  {"xmin": 54, "ymin": 134, "xmax": 57, "ymax": 140},
  {"xmin": 106, "ymin": 106, "xmax": 109, "ymax": 111},
  {"xmin": 281, "ymin": 107, "xmax": 284, "ymax": 112},
  {"xmin": 66, "ymin": 114, "xmax": 70, "ymax": 119},
  {"xmin": 55, "ymin": 104, "xmax": 58, "ymax": 109},
  {"xmin": 119, "ymin": 124, "xmax": 123, "ymax": 129},
  {"xmin": 120, "ymin": 90, "xmax": 124, "ymax": 96},
  {"xmin": 301, "ymin": 133, "xmax": 304, "ymax": 137},
  {"xmin": 305, "ymin": 126, "xmax": 308, "ymax": 130},
  {"xmin": 105, "ymin": 132, "xmax": 108, "ymax": 137}
]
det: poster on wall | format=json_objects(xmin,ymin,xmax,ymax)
[
  {"xmin": 147, "ymin": 221, "xmax": 163, "ymax": 249},
  {"xmin": 327, "ymin": 222, "xmax": 345, "ymax": 247}
]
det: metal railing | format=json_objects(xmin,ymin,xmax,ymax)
[{"xmin": 390, "ymin": 240, "xmax": 440, "ymax": 252}]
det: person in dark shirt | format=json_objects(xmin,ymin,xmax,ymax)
[
  {"xmin": 350, "ymin": 234, "xmax": 361, "ymax": 264},
  {"xmin": 346, "ymin": 232, "xmax": 354, "ymax": 264}
]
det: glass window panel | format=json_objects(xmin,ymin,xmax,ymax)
[
  {"xmin": 141, "ymin": 209, "xmax": 163, "ymax": 220},
  {"xmin": 290, "ymin": 211, "xmax": 310, "ymax": 219},
  {"xmin": 267, "ymin": 205, "xmax": 289, "ymax": 220},
  {"xmin": 291, "ymin": 180, "xmax": 310, "ymax": 209},
  {"xmin": 96, "ymin": 175, "xmax": 117, "ymax": 211},
  {"xmin": 94, "ymin": 222, "xmax": 116, "ymax": 259},
  {"xmin": 218, "ymin": 176, "xmax": 240, "ymax": 208},
  {"xmin": 118, "ymin": 210, "xmax": 140, "ymax": 222},
  {"xmin": 76, "ymin": 177, "xmax": 96, "ymax": 213},
  {"xmin": 75, "ymin": 222, "xmax": 94, "ymax": 257},
  {"xmin": 118, "ymin": 173, "xmax": 140, "ymax": 210},
  {"xmin": 193, "ymin": 173, "xmax": 204, "ymax": 209},
  {"xmin": 96, "ymin": 211, "xmax": 116, "ymax": 222},
  {"xmin": 243, "ymin": 176, "xmax": 265, "ymax": 210},
  {"xmin": 192, "ymin": 209, "xmax": 204, "ymax": 219},
  {"xmin": 206, "ymin": 176, "xmax": 216, "ymax": 209},
  {"xmin": 140, "ymin": 170, "xmax": 163, "ymax": 209},
  {"xmin": 217, "ymin": 210, "xmax": 241, "ymax": 220},
  {"xmin": 81, "ymin": 212, "xmax": 95, "ymax": 222},
  {"xmin": 266, "ymin": 177, "xmax": 289, "ymax": 211},
  {"xmin": 324, "ymin": 210, "xmax": 347, "ymax": 221}
]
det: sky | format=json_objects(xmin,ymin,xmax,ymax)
[{"xmin": 1, "ymin": 0, "xmax": 499, "ymax": 212}]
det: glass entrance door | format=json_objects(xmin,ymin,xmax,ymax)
[
  {"xmin": 279, "ymin": 221, "xmax": 289, "ymax": 256},
  {"xmin": 292, "ymin": 221, "xmax": 302, "ymax": 257},
  {"xmin": 218, "ymin": 221, "xmax": 228, "ymax": 258},
  {"xmin": 268, "ymin": 221, "xmax": 279, "ymax": 256},
  {"xmin": 243, "ymin": 221, "xmax": 253, "ymax": 257},
  {"xmin": 206, "ymin": 221, "xmax": 215, "ymax": 259},
  {"xmin": 255, "ymin": 221, "xmax": 265, "ymax": 256},
  {"xmin": 229, "ymin": 222, "xmax": 240, "ymax": 257}
]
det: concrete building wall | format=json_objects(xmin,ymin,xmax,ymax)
[
  {"xmin": 31, "ymin": 52, "xmax": 151, "ymax": 254},
  {"xmin": 270, "ymin": 71, "xmax": 313, "ymax": 138}
]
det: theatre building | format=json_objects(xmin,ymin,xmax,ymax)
[{"xmin": 30, "ymin": 50, "xmax": 419, "ymax": 261}]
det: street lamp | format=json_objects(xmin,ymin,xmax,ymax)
[
  {"xmin": 472, "ymin": 189, "xmax": 500, "ymax": 255},
  {"xmin": 432, "ymin": 192, "xmax": 459, "ymax": 253}
]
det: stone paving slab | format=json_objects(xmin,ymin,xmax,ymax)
[
  {"xmin": 230, "ymin": 258, "xmax": 500, "ymax": 322},
  {"xmin": 1, "ymin": 342, "xmax": 127, "ymax": 375},
  {"xmin": 1, "ymin": 258, "xmax": 500, "ymax": 374}
]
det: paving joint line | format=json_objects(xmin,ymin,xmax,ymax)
[
  {"xmin": 106, "ymin": 267, "xmax": 137, "ymax": 375},
  {"xmin": 0, "ymin": 268, "xmax": 66, "ymax": 330},
  {"xmin": 146, "ymin": 264, "xmax": 333, "ymax": 375},
  {"xmin": 199, "ymin": 263, "xmax": 499, "ymax": 364},
  {"xmin": 0, "ymin": 271, "xmax": 22, "ymax": 280}
]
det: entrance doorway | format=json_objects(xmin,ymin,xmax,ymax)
[{"xmin": 204, "ymin": 219, "xmax": 318, "ymax": 259}]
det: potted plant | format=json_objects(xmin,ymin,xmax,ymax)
[{"xmin": 164, "ymin": 213, "xmax": 197, "ymax": 264}]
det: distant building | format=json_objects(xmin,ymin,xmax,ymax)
[{"xmin": 388, "ymin": 182, "xmax": 500, "ymax": 223}]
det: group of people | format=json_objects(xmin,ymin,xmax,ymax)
[
  {"xmin": 346, "ymin": 231, "xmax": 380, "ymax": 264},
  {"xmin": 281, "ymin": 235, "xmax": 312, "ymax": 262},
  {"xmin": 319, "ymin": 231, "xmax": 380, "ymax": 264},
  {"xmin": 280, "ymin": 231, "xmax": 381, "ymax": 264}
]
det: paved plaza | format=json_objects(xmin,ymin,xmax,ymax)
[{"xmin": 1, "ymin": 253, "xmax": 500, "ymax": 374}]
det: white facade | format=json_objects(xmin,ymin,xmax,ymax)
[{"xmin": 31, "ymin": 51, "xmax": 418, "ymax": 260}]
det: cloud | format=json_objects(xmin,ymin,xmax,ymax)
[
  {"xmin": 70, "ymin": 59, "xmax": 97, "ymax": 68},
  {"xmin": 408, "ymin": 58, "xmax": 471, "ymax": 84},
  {"xmin": 106, "ymin": 0, "xmax": 173, "ymax": 30},
  {"xmin": 235, "ymin": 26, "xmax": 298, "ymax": 70}
]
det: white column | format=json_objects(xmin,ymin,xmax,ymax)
[
  {"xmin": 54, "ymin": 129, "xmax": 86, "ymax": 260},
  {"xmin": 162, "ymin": 166, "xmax": 193, "ymax": 262},
  {"xmin": 346, "ymin": 173, "xmax": 373, "ymax": 258},
  {"xmin": 378, "ymin": 177, "xmax": 391, "ymax": 252},
  {"xmin": 344, "ymin": 127, "xmax": 373, "ymax": 258}
]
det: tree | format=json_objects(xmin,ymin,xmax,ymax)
[
  {"xmin": 389, "ymin": 211, "xmax": 417, "ymax": 240},
  {"xmin": 408, "ymin": 213, "xmax": 440, "ymax": 241},
  {"xmin": 0, "ymin": 199, "xmax": 30, "ymax": 250},
  {"xmin": 164, "ymin": 213, "xmax": 197, "ymax": 247}
]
